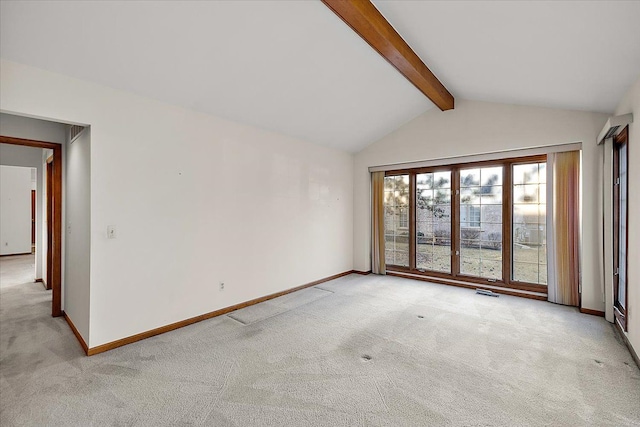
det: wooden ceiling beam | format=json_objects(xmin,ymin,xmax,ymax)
[{"xmin": 322, "ymin": 0, "xmax": 454, "ymax": 111}]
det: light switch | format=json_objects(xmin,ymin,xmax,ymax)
[{"xmin": 107, "ymin": 225, "xmax": 116, "ymax": 239}]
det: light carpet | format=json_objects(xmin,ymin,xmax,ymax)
[{"xmin": 1, "ymin": 272, "xmax": 639, "ymax": 426}]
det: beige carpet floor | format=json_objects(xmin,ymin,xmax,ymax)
[
  {"xmin": 0, "ymin": 254, "xmax": 35, "ymax": 290},
  {"xmin": 1, "ymin": 267, "xmax": 639, "ymax": 426}
]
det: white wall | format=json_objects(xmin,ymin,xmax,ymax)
[
  {"xmin": 0, "ymin": 142, "xmax": 42, "ymax": 277},
  {"xmin": 0, "ymin": 113, "xmax": 66, "ymax": 280},
  {"xmin": 65, "ymin": 127, "xmax": 91, "ymax": 341},
  {"xmin": 354, "ymin": 100, "xmax": 608, "ymax": 312},
  {"xmin": 0, "ymin": 60, "xmax": 354, "ymax": 348},
  {"xmin": 0, "ymin": 165, "xmax": 32, "ymax": 255},
  {"xmin": 0, "ymin": 112, "xmax": 67, "ymax": 143},
  {"xmin": 614, "ymin": 75, "xmax": 640, "ymax": 357}
]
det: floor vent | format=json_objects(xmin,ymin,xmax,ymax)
[{"xmin": 476, "ymin": 289, "xmax": 499, "ymax": 297}]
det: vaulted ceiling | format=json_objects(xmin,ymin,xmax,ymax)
[{"xmin": 2, "ymin": 1, "xmax": 639, "ymax": 152}]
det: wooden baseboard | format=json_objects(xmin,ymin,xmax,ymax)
[
  {"xmin": 386, "ymin": 271, "xmax": 547, "ymax": 301},
  {"xmin": 580, "ymin": 308, "xmax": 605, "ymax": 317},
  {"xmin": 35, "ymin": 278, "xmax": 48, "ymax": 290},
  {"xmin": 0, "ymin": 252, "xmax": 32, "ymax": 257},
  {"xmin": 63, "ymin": 311, "xmax": 89, "ymax": 355},
  {"xmin": 87, "ymin": 270, "xmax": 356, "ymax": 356},
  {"xmin": 352, "ymin": 270, "xmax": 371, "ymax": 275},
  {"xmin": 614, "ymin": 321, "xmax": 640, "ymax": 369}
]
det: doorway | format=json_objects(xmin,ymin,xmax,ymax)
[
  {"xmin": 613, "ymin": 127, "xmax": 629, "ymax": 330},
  {"xmin": 45, "ymin": 158, "xmax": 53, "ymax": 291},
  {"xmin": 31, "ymin": 189, "xmax": 36, "ymax": 251},
  {"xmin": 0, "ymin": 135, "xmax": 63, "ymax": 317}
]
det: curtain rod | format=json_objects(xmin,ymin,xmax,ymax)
[{"xmin": 368, "ymin": 142, "xmax": 582, "ymax": 173}]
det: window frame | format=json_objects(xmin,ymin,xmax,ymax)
[{"xmin": 383, "ymin": 154, "xmax": 547, "ymax": 294}]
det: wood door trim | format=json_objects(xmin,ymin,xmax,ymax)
[
  {"xmin": 0, "ymin": 135, "xmax": 59, "ymax": 149},
  {"xmin": 0, "ymin": 135, "xmax": 62, "ymax": 316},
  {"xmin": 579, "ymin": 308, "xmax": 605, "ymax": 317}
]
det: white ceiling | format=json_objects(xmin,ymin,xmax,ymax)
[
  {"xmin": 2, "ymin": 1, "xmax": 639, "ymax": 152},
  {"xmin": 373, "ymin": 0, "xmax": 640, "ymax": 114},
  {"xmin": 0, "ymin": 1, "xmax": 431, "ymax": 152}
]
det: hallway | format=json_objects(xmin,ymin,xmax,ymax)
[{"xmin": 0, "ymin": 254, "xmax": 37, "ymax": 289}]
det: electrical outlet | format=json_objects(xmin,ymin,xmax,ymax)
[{"xmin": 219, "ymin": 282, "xmax": 225, "ymax": 291}]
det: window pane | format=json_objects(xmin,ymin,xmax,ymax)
[
  {"xmin": 460, "ymin": 169, "xmax": 480, "ymax": 187},
  {"xmin": 482, "ymin": 205, "xmax": 502, "ymax": 224},
  {"xmin": 480, "ymin": 186, "xmax": 502, "ymax": 205},
  {"xmin": 416, "ymin": 173, "xmax": 432, "ymax": 189},
  {"xmin": 385, "ymin": 250, "xmax": 394, "ymax": 265},
  {"xmin": 433, "ymin": 255, "xmax": 451, "ymax": 273},
  {"xmin": 481, "ymin": 167, "xmax": 503, "ymax": 186},
  {"xmin": 617, "ymin": 143, "xmax": 627, "ymax": 308},
  {"xmin": 460, "ymin": 257, "xmax": 480, "ymax": 277},
  {"xmin": 460, "ymin": 188, "xmax": 480, "ymax": 205},
  {"xmin": 394, "ymin": 251, "xmax": 409, "ymax": 267},
  {"xmin": 512, "ymin": 162, "xmax": 547, "ymax": 285},
  {"xmin": 416, "ymin": 171, "xmax": 452, "ymax": 273},
  {"xmin": 514, "ymin": 184, "xmax": 539, "ymax": 204},
  {"xmin": 513, "ymin": 163, "xmax": 541, "ymax": 185},
  {"xmin": 513, "ymin": 262, "xmax": 540, "ymax": 283},
  {"xmin": 482, "ymin": 260, "xmax": 502, "ymax": 280},
  {"xmin": 460, "ymin": 166, "xmax": 503, "ymax": 280},
  {"xmin": 384, "ymin": 175, "xmax": 410, "ymax": 267},
  {"xmin": 433, "ymin": 171, "xmax": 451, "ymax": 189},
  {"xmin": 538, "ymin": 163, "xmax": 547, "ymax": 183}
]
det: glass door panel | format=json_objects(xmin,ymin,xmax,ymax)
[
  {"xmin": 512, "ymin": 162, "xmax": 547, "ymax": 284},
  {"xmin": 384, "ymin": 175, "xmax": 410, "ymax": 267},
  {"xmin": 416, "ymin": 171, "xmax": 451, "ymax": 273},
  {"xmin": 459, "ymin": 166, "xmax": 503, "ymax": 280},
  {"xmin": 617, "ymin": 143, "xmax": 627, "ymax": 309}
]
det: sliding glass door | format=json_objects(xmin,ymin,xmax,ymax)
[
  {"xmin": 416, "ymin": 171, "xmax": 452, "ymax": 274},
  {"xmin": 459, "ymin": 166, "xmax": 503, "ymax": 280},
  {"xmin": 384, "ymin": 174, "xmax": 410, "ymax": 267},
  {"xmin": 613, "ymin": 128, "xmax": 628, "ymax": 330},
  {"xmin": 382, "ymin": 155, "xmax": 548, "ymax": 292},
  {"xmin": 512, "ymin": 162, "xmax": 547, "ymax": 284}
]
